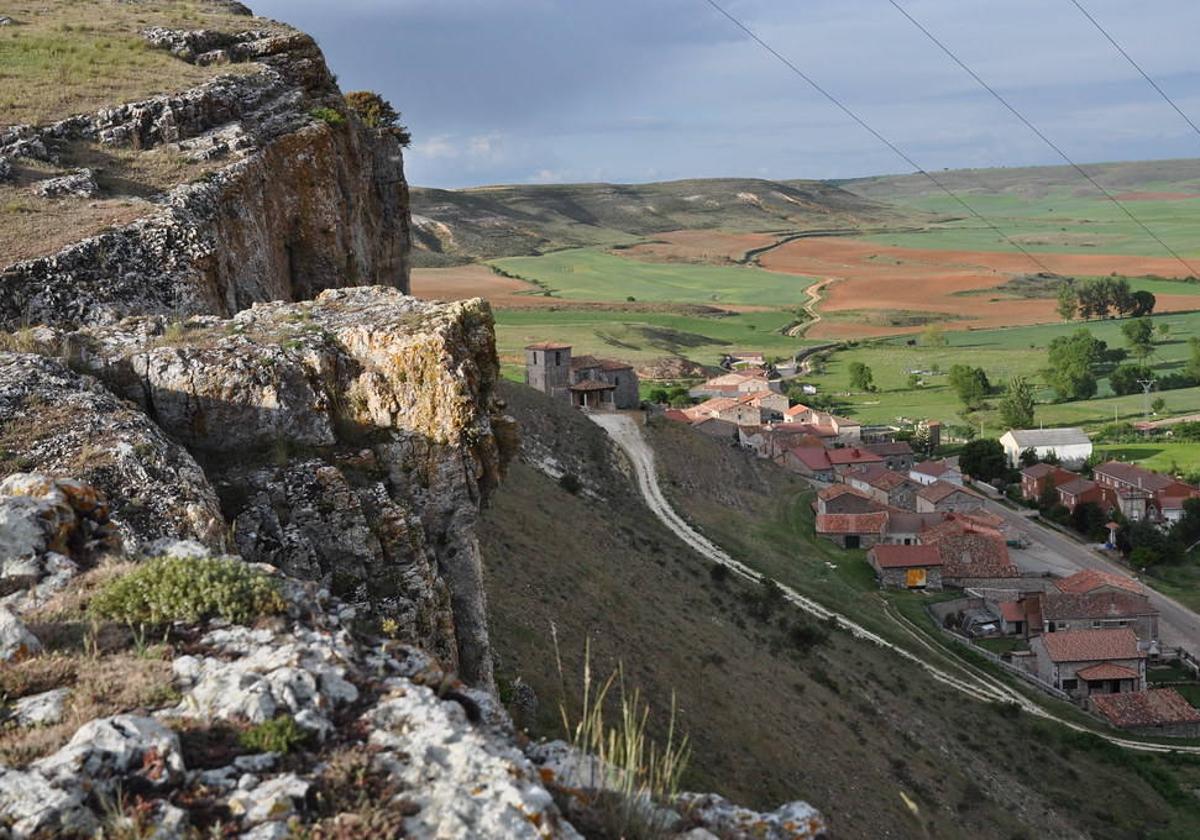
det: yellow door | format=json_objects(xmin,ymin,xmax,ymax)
[{"xmin": 906, "ymin": 567, "xmax": 927, "ymax": 589}]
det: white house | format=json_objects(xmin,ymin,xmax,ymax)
[{"xmin": 999, "ymin": 428, "xmax": 1092, "ymax": 469}]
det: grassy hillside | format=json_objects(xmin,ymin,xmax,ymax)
[
  {"xmin": 481, "ymin": 381, "xmax": 1200, "ymax": 839},
  {"xmin": 842, "ymin": 159, "xmax": 1200, "ymax": 259},
  {"xmin": 410, "ymin": 177, "xmax": 908, "ymax": 265}
]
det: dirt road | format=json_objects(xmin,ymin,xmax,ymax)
[{"xmin": 591, "ymin": 412, "xmax": 1200, "ymax": 753}]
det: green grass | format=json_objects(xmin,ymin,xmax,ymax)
[
  {"xmin": 1095, "ymin": 444, "xmax": 1200, "ymax": 475},
  {"xmin": 861, "ymin": 189, "xmax": 1200, "ymax": 260},
  {"xmin": 495, "ymin": 307, "xmax": 816, "ymax": 375},
  {"xmin": 490, "ymin": 248, "xmax": 818, "ymax": 307},
  {"xmin": 811, "ymin": 309, "xmax": 1200, "ymax": 428}
]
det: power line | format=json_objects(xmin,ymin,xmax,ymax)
[
  {"xmin": 884, "ymin": 0, "xmax": 1200, "ymax": 278},
  {"xmin": 700, "ymin": 0, "xmax": 1056, "ymax": 275},
  {"xmin": 1066, "ymin": 0, "xmax": 1200, "ymax": 145}
]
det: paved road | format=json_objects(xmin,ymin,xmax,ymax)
[
  {"xmin": 590, "ymin": 412, "xmax": 1200, "ymax": 753},
  {"xmin": 983, "ymin": 498, "xmax": 1200, "ymax": 658}
]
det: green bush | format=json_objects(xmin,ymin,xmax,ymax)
[
  {"xmin": 310, "ymin": 106, "xmax": 346, "ymax": 127},
  {"xmin": 238, "ymin": 715, "xmax": 310, "ymax": 754},
  {"xmin": 89, "ymin": 556, "xmax": 286, "ymax": 625}
]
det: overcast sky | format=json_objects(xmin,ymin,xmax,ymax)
[{"xmin": 250, "ymin": 0, "xmax": 1200, "ymax": 188}]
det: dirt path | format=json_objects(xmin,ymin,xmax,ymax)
[{"xmin": 590, "ymin": 412, "xmax": 1200, "ymax": 754}]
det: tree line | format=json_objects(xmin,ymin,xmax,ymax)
[{"xmin": 1056, "ymin": 276, "xmax": 1155, "ymax": 321}]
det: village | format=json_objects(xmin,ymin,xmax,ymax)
[{"xmin": 525, "ymin": 341, "xmax": 1200, "ymax": 739}]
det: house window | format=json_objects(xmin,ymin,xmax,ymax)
[
  {"xmin": 614, "ymin": 376, "xmax": 620, "ymax": 386},
  {"xmin": 1061, "ymin": 679, "xmax": 1078, "ymax": 691},
  {"xmin": 555, "ymin": 351, "xmax": 561, "ymax": 366}
]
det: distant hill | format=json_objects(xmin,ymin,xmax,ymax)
[
  {"xmin": 841, "ymin": 157, "xmax": 1200, "ymax": 202},
  {"xmin": 409, "ymin": 177, "xmax": 904, "ymax": 265}
]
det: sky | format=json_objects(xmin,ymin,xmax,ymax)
[{"xmin": 249, "ymin": 0, "xmax": 1200, "ymax": 188}]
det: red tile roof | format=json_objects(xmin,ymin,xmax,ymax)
[
  {"xmin": 788, "ymin": 447, "xmax": 833, "ymax": 472},
  {"xmin": 818, "ymin": 483, "xmax": 871, "ymax": 502},
  {"xmin": 569, "ymin": 380, "xmax": 615, "ymax": 392},
  {"xmin": 663, "ymin": 409, "xmax": 691, "ymax": 423},
  {"xmin": 935, "ymin": 532, "xmax": 1018, "ymax": 579},
  {"xmin": 912, "ymin": 459, "xmax": 956, "ymax": 478},
  {"xmin": 869, "ymin": 544, "xmax": 942, "ymax": 568},
  {"xmin": 1040, "ymin": 591, "xmax": 1155, "ymax": 621},
  {"xmin": 1092, "ymin": 689, "xmax": 1200, "ymax": 728},
  {"xmin": 1094, "ymin": 461, "xmax": 1176, "ymax": 493},
  {"xmin": 815, "ymin": 512, "xmax": 889, "ymax": 536},
  {"xmin": 1039, "ymin": 628, "xmax": 1142, "ymax": 663},
  {"xmin": 827, "ymin": 447, "xmax": 884, "ymax": 466},
  {"xmin": 864, "ymin": 441, "xmax": 914, "ymax": 457},
  {"xmin": 1022, "ymin": 463, "xmax": 1063, "ymax": 479},
  {"xmin": 1055, "ymin": 569, "xmax": 1143, "ymax": 596},
  {"xmin": 1076, "ymin": 662, "xmax": 1141, "ymax": 681},
  {"xmin": 1057, "ymin": 477, "xmax": 1097, "ymax": 497},
  {"xmin": 999, "ymin": 601, "xmax": 1025, "ymax": 622},
  {"xmin": 917, "ymin": 480, "xmax": 978, "ymax": 503}
]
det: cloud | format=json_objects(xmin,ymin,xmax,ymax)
[{"xmin": 252, "ymin": 0, "xmax": 1200, "ymax": 187}]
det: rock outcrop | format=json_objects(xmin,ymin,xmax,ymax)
[
  {"xmin": 0, "ymin": 22, "xmax": 410, "ymax": 330},
  {"xmin": 37, "ymin": 286, "xmax": 512, "ymax": 685}
]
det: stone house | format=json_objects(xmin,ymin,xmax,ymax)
[
  {"xmin": 846, "ymin": 466, "xmax": 919, "ymax": 511},
  {"xmin": 1020, "ymin": 463, "xmax": 1077, "ymax": 502},
  {"xmin": 1055, "ymin": 477, "xmax": 1113, "ymax": 515},
  {"xmin": 692, "ymin": 417, "xmax": 739, "ymax": 440},
  {"xmin": 816, "ymin": 484, "xmax": 883, "ymax": 516},
  {"xmin": 741, "ymin": 390, "xmax": 790, "ymax": 421},
  {"xmin": 932, "ymin": 531, "xmax": 1020, "ymax": 587},
  {"xmin": 525, "ymin": 343, "xmax": 640, "ymax": 409},
  {"xmin": 1093, "ymin": 460, "xmax": 1200, "ymax": 523},
  {"xmin": 778, "ymin": 446, "xmax": 835, "ymax": 482},
  {"xmin": 1000, "ymin": 428, "xmax": 1092, "ymax": 469},
  {"xmin": 1092, "ymin": 689, "xmax": 1200, "ymax": 738},
  {"xmin": 783, "ymin": 405, "xmax": 862, "ymax": 443},
  {"xmin": 1038, "ymin": 591, "xmax": 1159, "ymax": 646},
  {"xmin": 814, "ymin": 511, "xmax": 889, "ymax": 549},
  {"xmin": 915, "ymin": 481, "xmax": 982, "ymax": 513},
  {"xmin": 867, "ymin": 544, "xmax": 943, "ymax": 590},
  {"xmin": 828, "ymin": 446, "xmax": 884, "ymax": 476},
  {"xmin": 1055, "ymin": 569, "xmax": 1144, "ymax": 597},
  {"xmin": 684, "ymin": 397, "xmax": 762, "ymax": 427},
  {"xmin": 1030, "ymin": 628, "xmax": 1146, "ymax": 700},
  {"xmin": 864, "ymin": 441, "xmax": 915, "ymax": 472},
  {"xmin": 689, "ymin": 370, "xmax": 779, "ymax": 399}
]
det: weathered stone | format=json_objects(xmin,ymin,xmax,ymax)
[
  {"xmin": 34, "ymin": 715, "xmax": 187, "ymax": 795},
  {"xmin": 0, "ymin": 355, "xmax": 227, "ymax": 553},
  {"xmin": 0, "ymin": 767, "xmax": 96, "ymax": 838},
  {"xmin": 11, "ymin": 688, "xmax": 70, "ymax": 727},
  {"xmin": 673, "ymin": 793, "xmax": 829, "ymax": 840},
  {"xmin": 0, "ymin": 25, "xmax": 409, "ymax": 330},
  {"xmin": 227, "ymin": 773, "xmax": 310, "ymax": 824},
  {"xmin": 0, "ymin": 607, "xmax": 40, "ymax": 661},
  {"xmin": 34, "ymin": 168, "xmax": 99, "ymax": 199}
]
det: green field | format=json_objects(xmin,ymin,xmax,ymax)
[
  {"xmin": 495, "ymin": 307, "xmax": 816, "ymax": 380},
  {"xmin": 1095, "ymin": 443, "xmax": 1200, "ymax": 475},
  {"xmin": 810, "ymin": 309, "xmax": 1200, "ymax": 429},
  {"xmin": 490, "ymin": 248, "xmax": 818, "ymax": 307}
]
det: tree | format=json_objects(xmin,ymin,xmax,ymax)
[
  {"xmin": 1109, "ymin": 363, "xmax": 1154, "ymax": 396},
  {"xmin": 1019, "ymin": 447, "xmax": 1039, "ymax": 468},
  {"xmin": 1056, "ymin": 284, "xmax": 1079, "ymax": 321},
  {"xmin": 1172, "ymin": 497, "xmax": 1200, "ymax": 548},
  {"xmin": 848, "ymin": 362, "xmax": 875, "ymax": 392},
  {"xmin": 948, "ymin": 364, "xmax": 991, "ymax": 410},
  {"xmin": 344, "ymin": 91, "xmax": 412, "ymax": 145},
  {"xmin": 1071, "ymin": 501, "xmax": 1107, "ymax": 541},
  {"xmin": 922, "ymin": 324, "xmax": 947, "ymax": 347},
  {"xmin": 1187, "ymin": 337, "xmax": 1200, "ymax": 383},
  {"xmin": 648, "ymin": 388, "xmax": 669, "ymax": 404},
  {"xmin": 1132, "ymin": 290, "xmax": 1157, "ymax": 317},
  {"xmin": 1152, "ymin": 397, "xmax": 1166, "ymax": 414},
  {"xmin": 1037, "ymin": 478, "xmax": 1060, "ymax": 510},
  {"xmin": 1120, "ymin": 317, "xmax": 1155, "ymax": 360},
  {"xmin": 906, "ymin": 373, "xmax": 921, "ymax": 389},
  {"xmin": 960, "ymin": 438, "xmax": 1008, "ymax": 483},
  {"xmin": 998, "ymin": 375, "xmax": 1036, "ymax": 429},
  {"xmin": 1046, "ymin": 329, "xmax": 1106, "ymax": 400}
]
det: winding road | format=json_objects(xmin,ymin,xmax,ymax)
[{"xmin": 590, "ymin": 412, "xmax": 1200, "ymax": 754}]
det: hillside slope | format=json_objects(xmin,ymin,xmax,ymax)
[
  {"xmin": 410, "ymin": 177, "xmax": 906, "ymax": 264},
  {"xmin": 481, "ymin": 383, "xmax": 1200, "ymax": 840}
]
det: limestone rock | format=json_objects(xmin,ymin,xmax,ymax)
[
  {"xmin": 57, "ymin": 288, "xmax": 507, "ymax": 683},
  {"xmin": 11, "ymin": 688, "xmax": 70, "ymax": 727},
  {"xmin": 674, "ymin": 793, "xmax": 829, "ymax": 840},
  {"xmin": 0, "ymin": 608, "xmax": 41, "ymax": 662},
  {"xmin": 34, "ymin": 168, "xmax": 99, "ymax": 199},
  {"xmin": 34, "ymin": 715, "xmax": 186, "ymax": 795},
  {"xmin": 0, "ymin": 355, "xmax": 227, "ymax": 553},
  {"xmin": 0, "ymin": 22, "xmax": 409, "ymax": 330},
  {"xmin": 0, "ymin": 766, "xmax": 96, "ymax": 839}
]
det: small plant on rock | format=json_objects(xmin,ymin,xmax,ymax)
[
  {"xmin": 88, "ymin": 556, "xmax": 286, "ymax": 625},
  {"xmin": 310, "ymin": 106, "xmax": 346, "ymax": 127},
  {"xmin": 238, "ymin": 715, "xmax": 310, "ymax": 754}
]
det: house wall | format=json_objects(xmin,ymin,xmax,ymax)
[
  {"xmin": 819, "ymin": 494, "xmax": 879, "ymax": 515},
  {"xmin": 874, "ymin": 565, "xmax": 943, "ymax": 591},
  {"xmin": 915, "ymin": 492, "xmax": 982, "ymax": 513},
  {"xmin": 1029, "ymin": 637, "xmax": 1145, "ymax": 697},
  {"xmin": 609, "ymin": 370, "xmax": 640, "ymax": 410},
  {"xmin": 1043, "ymin": 614, "xmax": 1159, "ymax": 643},
  {"xmin": 526, "ymin": 347, "xmax": 572, "ymax": 400},
  {"xmin": 819, "ymin": 532, "xmax": 882, "ymax": 549}
]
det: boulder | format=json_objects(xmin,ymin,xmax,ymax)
[
  {"xmin": 34, "ymin": 168, "xmax": 99, "ymax": 199},
  {"xmin": 0, "ymin": 355, "xmax": 227, "ymax": 553},
  {"xmin": 34, "ymin": 715, "xmax": 187, "ymax": 795},
  {"xmin": 11, "ymin": 687, "xmax": 70, "ymax": 727},
  {"xmin": 0, "ymin": 608, "xmax": 40, "ymax": 662},
  {"xmin": 0, "ymin": 767, "xmax": 96, "ymax": 838}
]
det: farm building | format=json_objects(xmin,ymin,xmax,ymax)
[
  {"xmin": 1056, "ymin": 569, "xmax": 1143, "ymax": 597},
  {"xmin": 1030, "ymin": 628, "xmax": 1146, "ymax": 700},
  {"xmin": 999, "ymin": 428, "xmax": 1092, "ymax": 469},
  {"xmin": 814, "ymin": 511, "xmax": 889, "ymax": 549},
  {"xmin": 863, "ymin": 440, "xmax": 915, "ymax": 472},
  {"xmin": 815, "ymin": 484, "xmax": 883, "ymax": 516},
  {"xmin": 915, "ymin": 481, "xmax": 983, "ymax": 513},
  {"xmin": 1092, "ymin": 689, "xmax": 1200, "ymax": 738},
  {"xmin": 867, "ymin": 544, "xmax": 943, "ymax": 590},
  {"xmin": 525, "ymin": 344, "xmax": 640, "ymax": 409},
  {"xmin": 909, "ymin": 458, "xmax": 962, "ymax": 486},
  {"xmin": 846, "ymin": 465, "xmax": 919, "ymax": 510}
]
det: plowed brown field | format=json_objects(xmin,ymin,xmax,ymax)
[{"xmin": 758, "ymin": 237, "xmax": 1200, "ymax": 339}]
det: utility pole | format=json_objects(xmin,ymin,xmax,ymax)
[{"xmin": 1136, "ymin": 377, "xmax": 1157, "ymax": 419}]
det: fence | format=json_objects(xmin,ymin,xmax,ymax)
[{"xmin": 935, "ymin": 623, "xmax": 1074, "ymax": 703}]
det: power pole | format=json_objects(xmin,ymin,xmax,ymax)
[{"xmin": 1136, "ymin": 377, "xmax": 1157, "ymax": 419}]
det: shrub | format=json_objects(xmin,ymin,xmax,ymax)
[
  {"xmin": 310, "ymin": 106, "xmax": 346, "ymax": 127},
  {"xmin": 238, "ymin": 715, "xmax": 310, "ymax": 754},
  {"xmin": 558, "ymin": 473, "xmax": 582, "ymax": 495},
  {"xmin": 343, "ymin": 90, "xmax": 411, "ymax": 145},
  {"xmin": 708, "ymin": 564, "xmax": 729, "ymax": 585},
  {"xmin": 89, "ymin": 556, "xmax": 286, "ymax": 625}
]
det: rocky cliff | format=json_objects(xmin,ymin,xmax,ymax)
[{"xmin": 0, "ymin": 12, "xmax": 409, "ymax": 329}]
